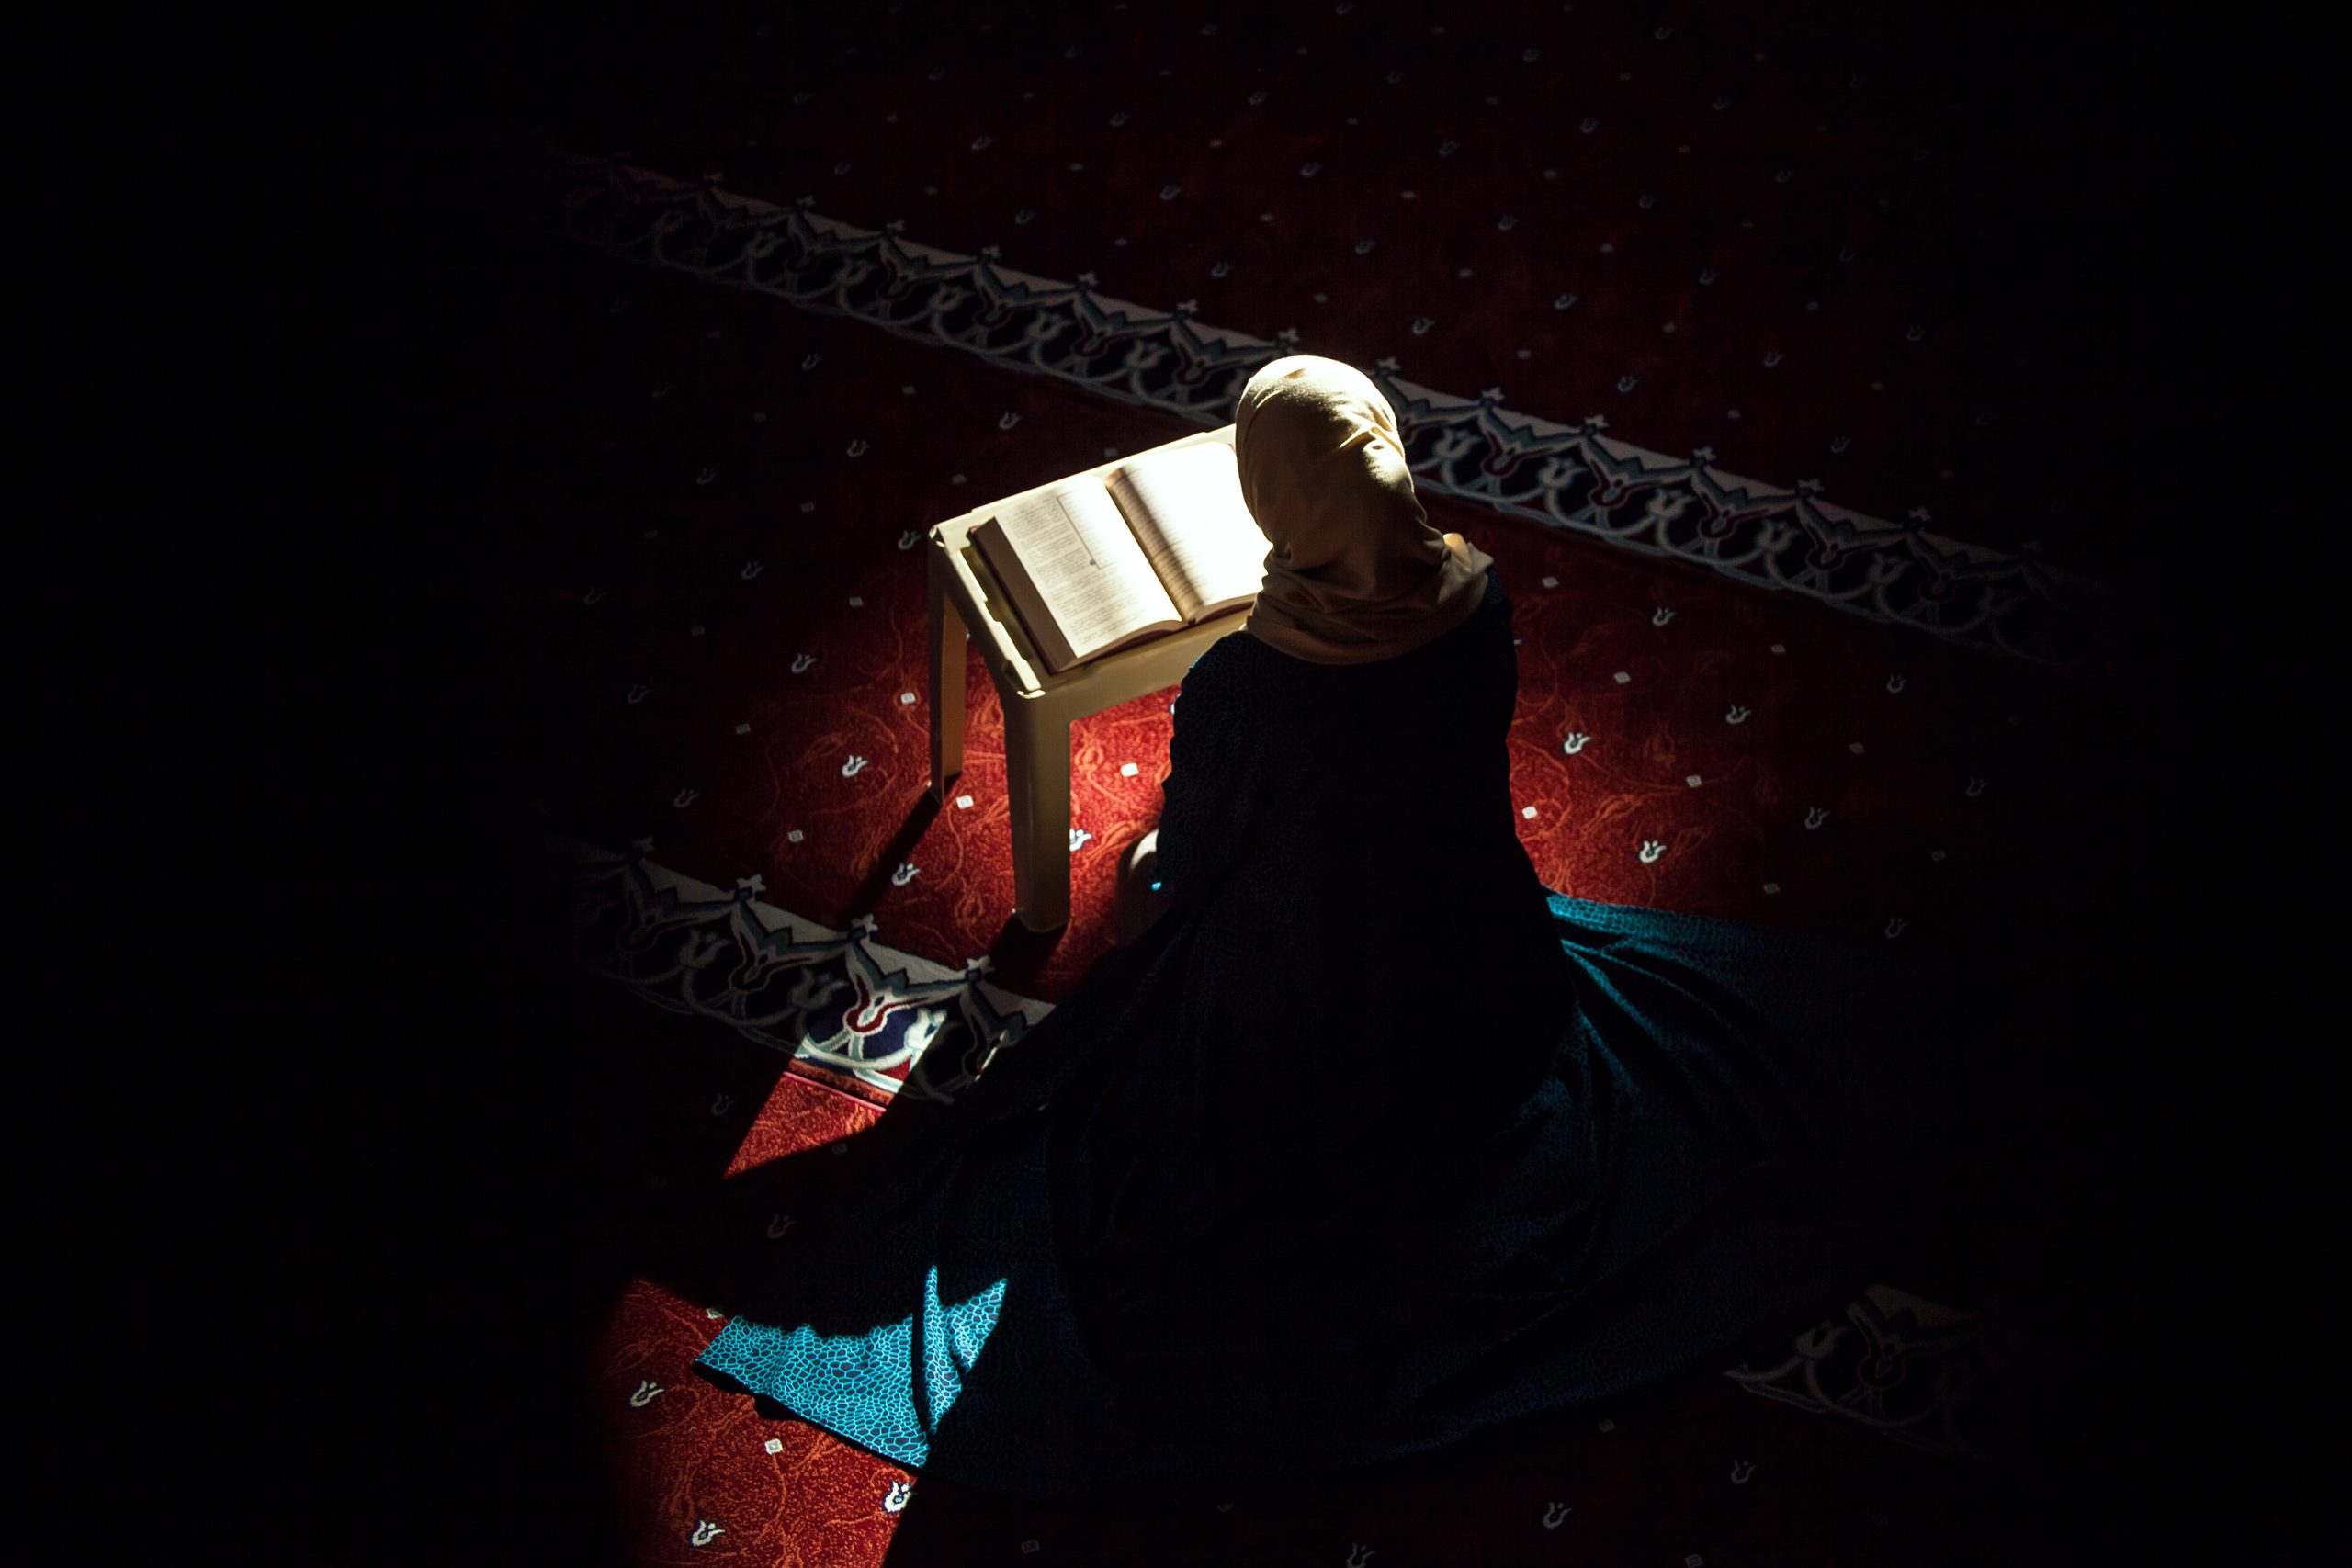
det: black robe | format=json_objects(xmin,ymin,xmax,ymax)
[{"xmin": 697, "ymin": 569, "xmax": 1984, "ymax": 1500}]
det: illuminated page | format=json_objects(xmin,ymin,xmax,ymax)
[
  {"xmin": 986, "ymin": 478, "xmax": 1184, "ymax": 671},
  {"xmin": 1105, "ymin": 443, "xmax": 1270, "ymax": 622}
]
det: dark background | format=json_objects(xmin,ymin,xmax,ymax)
[{"xmin": 39, "ymin": 3, "xmax": 2331, "ymax": 1560}]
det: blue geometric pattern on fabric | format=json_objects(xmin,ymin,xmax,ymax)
[{"xmin": 697, "ymin": 1266, "xmax": 1009, "ymax": 1468}]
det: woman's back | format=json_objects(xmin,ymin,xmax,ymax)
[
  {"xmin": 693, "ymin": 360, "xmax": 1985, "ymax": 1503},
  {"xmin": 1141, "ymin": 569, "xmax": 1567, "ymax": 1185}
]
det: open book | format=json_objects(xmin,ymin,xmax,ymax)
[{"xmin": 969, "ymin": 442, "xmax": 1270, "ymax": 674}]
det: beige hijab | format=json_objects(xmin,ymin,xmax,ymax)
[{"xmin": 1235, "ymin": 355, "xmax": 1494, "ymax": 665}]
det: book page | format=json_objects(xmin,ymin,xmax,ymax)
[
  {"xmin": 988, "ymin": 479, "xmax": 1184, "ymax": 667},
  {"xmin": 1105, "ymin": 443, "xmax": 1270, "ymax": 621},
  {"xmin": 969, "ymin": 518, "xmax": 1080, "ymax": 675}
]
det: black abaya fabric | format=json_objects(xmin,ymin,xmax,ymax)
[{"xmin": 697, "ymin": 568, "xmax": 1987, "ymax": 1501}]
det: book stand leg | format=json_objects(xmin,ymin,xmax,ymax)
[
  {"xmin": 924, "ymin": 424, "xmax": 1244, "ymax": 936},
  {"xmin": 927, "ymin": 558, "xmax": 967, "ymax": 800},
  {"xmin": 1002, "ymin": 694, "xmax": 1072, "ymax": 931}
]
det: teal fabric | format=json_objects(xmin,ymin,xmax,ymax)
[{"xmin": 697, "ymin": 569, "xmax": 1987, "ymax": 1500}]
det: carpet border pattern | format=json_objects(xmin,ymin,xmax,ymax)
[
  {"xmin": 555, "ymin": 834, "xmax": 1052, "ymax": 1103},
  {"xmin": 499, "ymin": 143, "xmax": 2135, "ymax": 678}
]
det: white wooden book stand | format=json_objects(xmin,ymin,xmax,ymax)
[{"xmin": 925, "ymin": 423, "xmax": 1247, "ymax": 931}]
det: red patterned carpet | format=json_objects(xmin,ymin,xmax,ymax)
[
  {"xmin": 418, "ymin": 206, "xmax": 2141, "ymax": 1562},
  {"xmin": 485, "ymin": 222, "xmax": 2127, "ymax": 1004},
  {"xmin": 272, "ymin": 5, "xmax": 2332, "ymax": 1564},
  {"xmin": 517, "ymin": 0, "xmax": 2175, "ymax": 583}
]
